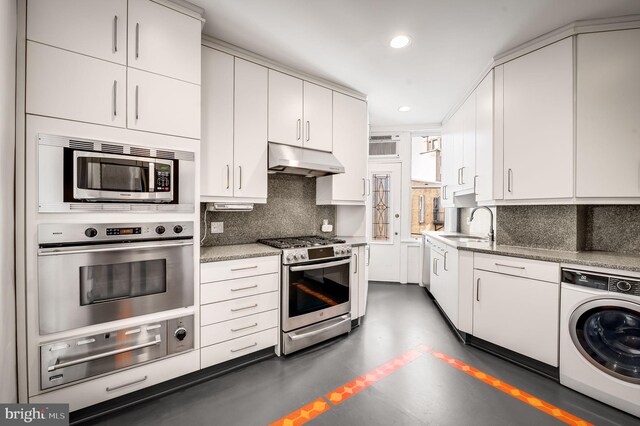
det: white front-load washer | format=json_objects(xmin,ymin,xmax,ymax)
[{"xmin": 560, "ymin": 268, "xmax": 640, "ymax": 418}]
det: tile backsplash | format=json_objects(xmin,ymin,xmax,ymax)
[
  {"xmin": 200, "ymin": 174, "xmax": 336, "ymax": 246},
  {"xmin": 492, "ymin": 205, "xmax": 640, "ymax": 254}
]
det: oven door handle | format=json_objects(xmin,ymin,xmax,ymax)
[
  {"xmin": 289, "ymin": 258, "xmax": 351, "ymax": 272},
  {"xmin": 47, "ymin": 335, "xmax": 161, "ymax": 372},
  {"xmin": 38, "ymin": 240, "xmax": 193, "ymax": 256},
  {"xmin": 288, "ymin": 315, "xmax": 351, "ymax": 341}
]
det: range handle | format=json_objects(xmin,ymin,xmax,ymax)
[{"xmin": 38, "ymin": 240, "xmax": 193, "ymax": 256}]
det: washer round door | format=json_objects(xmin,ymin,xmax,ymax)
[{"xmin": 569, "ymin": 299, "xmax": 640, "ymax": 384}]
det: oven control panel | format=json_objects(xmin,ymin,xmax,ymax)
[
  {"xmin": 38, "ymin": 222, "xmax": 193, "ymax": 245},
  {"xmin": 283, "ymin": 244, "xmax": 352, "ymax": 265}
]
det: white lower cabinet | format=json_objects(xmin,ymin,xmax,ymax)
[
  {"xmin": 430, "ymin": 245, "xmax": 459, "ymax": 327},
  {"xmin": 200, "ymin": 256, "xmax": 280, "ymax": 369},
  {"xmin": 30, "ymin": 350, "xmax": 198, "ymax": 412},
  {"xmin": 472, "ymin": 257, "xmax": 560, "ymax": 367},
  {"xmin": 350, "ymin": 245, "xmax": 369, "ymax": 318}
]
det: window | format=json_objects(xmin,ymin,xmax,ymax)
[{"xmin": 372, "ymin": 174, "xmax": 391, "ymax": 240}]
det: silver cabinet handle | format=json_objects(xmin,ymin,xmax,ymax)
[
  {"xmin": 113, "ymin": 16, "xmax": 118, "ymax": 53},
  {"xmin": 230, "ymin": 323, "xmax": 258, "ymax": 333},
  {"xmin": 362, "ymin": 178, "xmax": 366, "ymax": 196},
  {"xmin": 135, "ymin": 85, "xmax": 139, "ymax": 120},
  {"xmin": 507, "ymin": 168, "xmax": 513, "ymax": 193},
  {"xmin": 230, "ymin": 342, "xmax": 258, "ymax": 353},
  {"xmin": 289, "ymin": 315, "xmax": 350, "ymax": 341},
  {"xmin": 432, "ymin": 258, "xmax": 436, "ymax": 276},
  {"xmin": 230, "ymin": 284, "xmax": 258, "ymax": 292},
  {"xmin": 135, "ymin": 23, "xmax": 140, "ymax": 59},
  {"xmin": 226, "ymin": 164, "xmax": 230, "ymax": 189},
  {"xmin": 290, "ymin": 258, "xmax": 351, "ymax": 272},
  {"xmin": 353, "ymin": 253, "xmax": 358, "ymax": 274},
  {"xmin": 107, "ymin": 376, "xmax": 147, "ymax": 392},
  {"xmin": 238, "ymin": 166, "xmax": 242, "ymax": 190},
  {"xmin": 476, "ymin": 278, "xmax": 480, "ymax": 302},
  {"xmin": 460, "ymin": 167, "xmax": 465, "ymax": 184},
  {"xmin": 230, "ymin": 304, "xmax": 258, "ymax": 312},
  {"xmin": 444, "ymin": 251, "xmax": 448, "ymax": 271},
  {"xmin": 297, "ymin": 119, "xmax": 301, "ymax": 140},
  {"xmin": 230, "ymin": 265, "xmax": 258, "ymax": 272},
  {"xmin": 457, "ymin": 168, "xmax": 462, "ymax": 185},
  {"xmin": 48, "ymin": 335, "xmax": 161, "ymax": 372},
  {"xmin": 442, "ymin": 185, "xmax": 447, "ymax": 200},
  {"xmin": 434, "ymin": 258, "xmax": 438, "ymax": 276},
  {"xmin": 419, "ymin": 195, "xmax": 425, "ymax": 224},
  {"xmin": 112, "ymin": 80, "xmax": 117, "ymax": 117},
  {"xmin": 306, "ymin": 121, "xmax": 310, "ymax": 142},
  {"xmin": 495, "ymin": 263, "xmax": 525, "ymax": 270},
  {"xmin": 366, "ymin": 245, "xmax": 370, "ymax": 265},
  {"xmin": 473, "ymin": 175, "xmax": 478, "ymax": 195}
]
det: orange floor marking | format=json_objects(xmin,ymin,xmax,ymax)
[
  {"xmin": 432, "ymin": 352, "xmax": 593, "ymax": 426},
  {"xmin": 268, "ymin": 397, "xmax": 331, "ymax": 426},
  {"xmin": 326, "ymin": 345, "xmax": 429, "ymax": 405}
]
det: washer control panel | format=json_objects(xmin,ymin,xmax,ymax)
[
  {"xmin": 562, "ymin": 269, "xmax": 640, "ymax": 297},
  {"xmin": 609, "ymin": 277, "xmax": 640, "ymax": 297}
]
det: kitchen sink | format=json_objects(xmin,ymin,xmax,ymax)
[{"xmin": 440, "ymin": 235, "xmax": 490, "ymax": 243}]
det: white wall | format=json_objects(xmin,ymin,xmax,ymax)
[{"xmin": 1, "ymin": 0, "xmax": 17, "ymax": 403}]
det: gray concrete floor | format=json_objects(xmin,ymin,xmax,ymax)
[{"xmin": 90, "ymin": 282, "xmax": 640, "ymax": 425}]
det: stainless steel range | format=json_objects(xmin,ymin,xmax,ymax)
[{"xmin": 259, "ymin": 236, "xmax": 352, "ymax": 355}]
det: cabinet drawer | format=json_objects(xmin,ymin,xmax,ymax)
[
  {"xmin": 201, "ymin": 309, "xmax": 278, "ymax": 347},
  {"xmin": 201, "ymin": 327, "xmax": 278, "ymax": 369},
  {"xmin": 201, "ymin": 256, "xmax": 280, "ymax": 283},
  {"xmin": 201, "ymin": 291, "xmax": 279, "ymax": 326},
  {"xmin": 201, "ymin": 273, "xmax": 279, "ymax": 304},
  {"xmin": 29, "ymin": 350, "xmax": 198, "ymax": 412},
  {"xmin": 473, "ymin": 253, "xmax": 559, "ymax": 283}
]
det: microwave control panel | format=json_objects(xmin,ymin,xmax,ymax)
[{"xmin": 155, "ymin": 164, "xmax": 172, "ymax": 192}]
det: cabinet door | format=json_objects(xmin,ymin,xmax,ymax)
[
  {"xmin": 268, "ymin": 70, "xmax": 303, "ymax": 147},
  {"xmin": 473, "ymin": 269, "xmax": 559, "ymax": 366},
  {"xmin": 430, "ymin": 249, "xmax": 444, "ymax": 302},
  {"xmin": 303, "ymin": 82, "xmax": 333, "ymax": 152},
  {"xmin": 27, "ymin": 0, "xmax": 127, "ymax": 65},
  {"xmin": 316, "ymin": 93, "xmax": 367, "ymax": 204},
  {"xmin": 351, "ymin": 251, "xmax": 360, "ymax": 319},
  {"xmin": 460, "ymin": 93, "xmax": 476, "ymax": 191},
  {"xmin": 127, "ymin": 68, "xmax": 200, "ymax": 139},
  {"xmin": 576, "ymin": 29, "xmax": 640, "ymax": 198},
  {"xmin": 440, "ymin": 122, "xmax": 455, "ymax": 207},
  {"xmin": 128, "ymin": 0, "xmax": 201, "ymax": 84},
  {"xmin": 201, "ymin": 48, "xmax": 234, "ymax": 198},
  {"xmin": 452, "ymin": 111, "xmax": 464, "ymax": 191},
  {"xmin": 234, "ymin": 59, "xmax": 268, "ymax": 200},
  {"xmin": 358, "ymin": 245, "xmax": 369, "ymax": 317},
  {"xmin": 26, "ymin": 42, "xmax": 126, "ymax": 128},
  {"xmin": 503, "ymin": 38, "xmax": 573, "ymax": 200},
  {"xmin": 476, "ymin": 70, "xmax": 501, "ymax": 202}
]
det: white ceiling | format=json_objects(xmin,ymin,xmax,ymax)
[{"xmin": 190, "ymin": 0, "xmax": 640, "ymax": 129}]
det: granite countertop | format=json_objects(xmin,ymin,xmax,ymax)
[
  {"xmin": 200, "ymin": 244, "xmax": 281, "ymax": 263},
  {"xmin": 424, "ymin": 231, "xmax": 640, "ymax": 274},
  {"xmin": 338, "ymin": 236, "xmax": 367, "ymax": 247}
]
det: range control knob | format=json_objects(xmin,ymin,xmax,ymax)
[
  {"xmin": 294, "ymin": 253, "xmax": 301, "ymax": 260},
  {"xmin": 300, "ymin": 253, "xmax": 307, "ymax": 259},
  {"xmin": 617, "ymin": 281, "xmax": 632, "ymax": 292},
  {"xmin": 155, "ymin": 226, "xmax": 166, "ymax": 235},
  {"xmin": 286, "ymin": 254, "xmax": 294, "ymax": 262},
  {"xmin": 85, "ymin": 228, "xmax": 98, "ymax": 238},
  {"xmin": 345, "ymin": 247, "xmax": 352, "ymax": 254},
  {"xmin": 174, "ymin": 327, "xmax": 187, "ymax": 341},
  {"xmin": 173, "ymin": 225, "xmax": 183, "ymax": 234}
]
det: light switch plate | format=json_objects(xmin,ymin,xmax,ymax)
[{"xmin": 211, "ymin": 222, "xmax": 224, "ymax": 234}]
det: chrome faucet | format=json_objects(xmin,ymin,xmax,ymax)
[{"xmin": 470, "ymin": 206, "xmax": 495, "ymax": 241}]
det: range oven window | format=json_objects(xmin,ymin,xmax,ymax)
[
  {"xmin": 79, "ymin": 259, "xmax": 167, "ymax": 305},
  {"xmin": 288, "ymin": 262, "xmax": 349, "ymax": 317},
  {"xmin": 77, "ymin": 157, "xmax": 149, "ymax": 192}
]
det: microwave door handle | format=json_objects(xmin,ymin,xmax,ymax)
[
  {"xmin": 38, "ymin": 240, "xmax": 193, "ymax": 256},
  {"xmin": 149, "ymin": 162, "xmax": 155, "ymax": 192},
  {"xmin": 289, "ymin": 258, "xmax": 351, "ymax": 272},
  {"xmin": 48, "ymin": 335, "xmax": 161, "ymax": 372}
]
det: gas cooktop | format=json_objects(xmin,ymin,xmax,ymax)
[{"xmin": 258, "ymin": 236, "xmax": 346, "ymax": 249}]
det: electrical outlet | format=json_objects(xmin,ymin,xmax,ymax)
[{"xmin": 211, "ymin": 222, "xmax": 224, "ymax": 234}]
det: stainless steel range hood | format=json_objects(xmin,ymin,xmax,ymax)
[{"xmin": 268, "ymin": 143, "xmax": 345, "ymax": 177}]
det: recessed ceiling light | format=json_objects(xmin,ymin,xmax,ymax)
[
  {"xmin": 398, "ymin": 106, "xmax": 411, "ymax": 112},
  {"xmin": 390, "ymin": 35, "xmax": 411, "ymax": 49}
]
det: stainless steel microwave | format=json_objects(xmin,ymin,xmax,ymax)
[{"xmin": 38, "ymin": 134, "xmax": 195, "ymax": 212}]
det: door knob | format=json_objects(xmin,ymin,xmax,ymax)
[{"xmin": 395, "ymin": 214, "xmax": 400, "ymax": 218}]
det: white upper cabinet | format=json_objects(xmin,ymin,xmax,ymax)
[
  {"xmin": 26, "ymin": 42, "xmax": 126, "ymax": 128},
  {"xmin": 576, "ymin": 29, "xmax": 640, "ymax": 198},
  {"xmin": 303, "ymin": 82, "xmax": 333, "ymax": 152},
  {"xmin": 316, "ymin": 92, "xmax": 367, "ymax": 204},
  {"xmin": 128, "ymin": 0, "xmax": 201, "ymax": 84},
  {"xmin": 27, "ymin": 0, "xmax": 127, "ymax": 65},
  {"xmin": 440, "ymin": 121, "xmax": 456, "ymax": 207},
  {"xmin": 234, "ymin": 58, "xmax": 268, "ymax": 200},
  {"xmin": 268, "ymin": 70, "xmax": 304, "ymax": 147},
  {"xmin": 460, "ymin": 93, "xmax": 476, "ymax": 191},
  {"xmin": 127, "ymin": 67, "xmax": 200, "ymax": 139},
  {"xmin": 503, "ymin": 38, "xmax": 574, "ymax": 200},
  {"xmin": 475, "ymin": 69, "xmax": 503, "ymax": 202},
  {"xmin": 201, "ymin": 47, "xmax": 235, "ymax": 198}
]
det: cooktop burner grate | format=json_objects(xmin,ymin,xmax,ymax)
[{"xmin": 258, "ymin": 236, "xmax": 346, "ymax": 249}]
